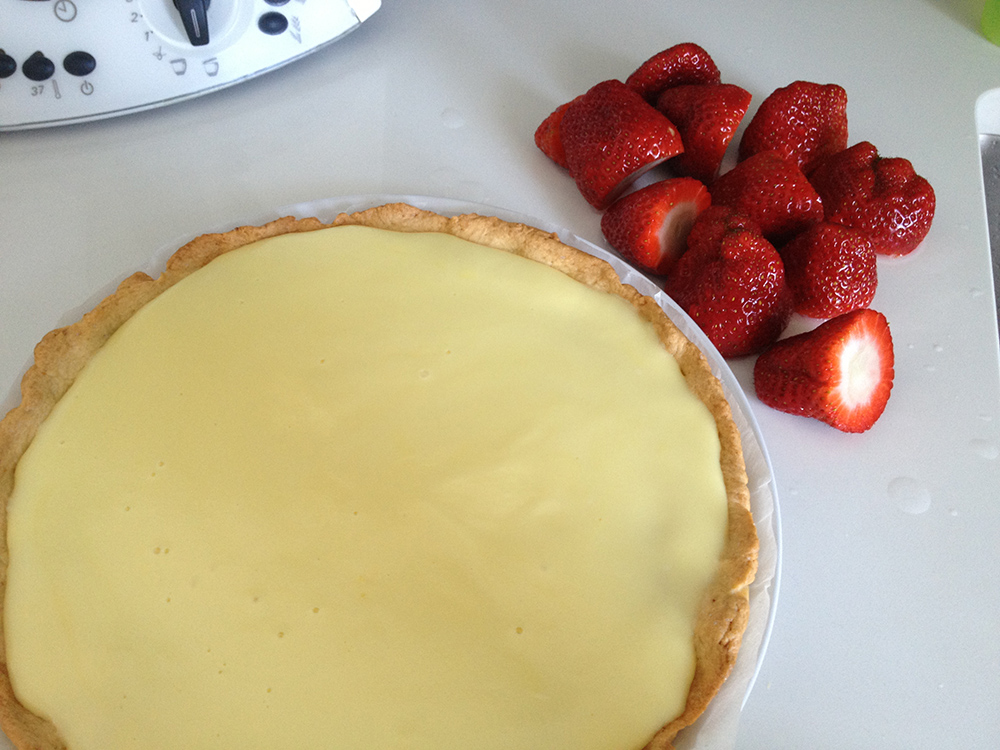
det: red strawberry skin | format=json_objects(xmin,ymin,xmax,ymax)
[
  {"xmin": 753, "ymin": 308, "xmax": 894, "ymax": 433},
  {"xmin": 534, "ymin": 96, "xmax": 584, "ymax": 168},
  {"xmin": 626, "ymin": 43, "xmax": 721, "ymax": 103},
  {"xmin": 600, "ymin": 177, "xmax": 711, "ymax": 275},
  {"xmin": 561, "ymin": 80, "xmax": 685, "ymax": 210},
  {"xmin": 739, "ymin": 81, "xmax": 848, "ymax": 175},
  {"xmin": 685, "ymin": 203, "xmax": 762, "ymax": 251},
  {"xmin": 780, "ymin": 221, "xmax": 877, "ymax": 319},
  {"xmin": 665, "ymin": 206, "xmax": 792, "ymax": 357},
  {"xmin": 655, "ymin": 83, "xmax": 752, "ymax": 183},
  {"xmin": 710, "ymin": 151, "xmax": 824, "ymax": 244},
  {"xmin": 808, "ymin": 141, "xmax": 936, "ymax": 256}
]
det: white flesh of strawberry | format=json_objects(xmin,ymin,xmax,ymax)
[
  {"xmin": 836, "ymin": 333, "xmax": 883, "ymax": 407},
  {"xmin": 658, "ymin": 200, "xmax": 701, "ymax": 257}
]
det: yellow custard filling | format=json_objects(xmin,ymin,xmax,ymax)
[{"xmin": 5, "ymin": 225, "xmax": 728, "ymax": 750}]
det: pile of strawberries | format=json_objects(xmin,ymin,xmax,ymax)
[{"xmin": 534, "ymin": 43, "xmax": 936, "ymax": 433}]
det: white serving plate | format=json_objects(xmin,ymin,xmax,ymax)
[{"xmin": 0, "ymin": 194, "xmax": 780, "ymax": 750}]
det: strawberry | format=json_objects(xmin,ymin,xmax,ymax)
[
  {"xmin": 534, "ymin": 95, "xmax": 584, "ymax": 168},
  {"xmin": 738, "ymin": 81, "xmax": 848, "ymax": 175},
  {"xmin": 808, "ymin": 141, "xmax": 936, "ymax": 256},
  {"xmin": 709, "ymin": 151, "xmax": 824, "ymax": 244},
  {"xmin": 753, "ymin": 308, "xmax": 894, "ymax": 433},
  {"xmin": 561, "ymin": 80, "xmax": 685, "ymax": 209},
  {"xmin": 600, "ymin": 177, "xmax": 711, "ymax": 275},
  {"xmin": 626, "ymin": 43, "xmax": 721, "ymax": 103},
  {"xmin": 685, "ymin": 203, "xmax": 763, "ymax": 251},
  {"xmin": 780, "ymin": 222, "xmax": 877, "ymax": 319},
  {"xmin": 664, "ymin": 205, "xmax": 792, "ymax": 357},
  {"xmin": 655, "ymin": 83, "xmax": 752, "ymax": 183}
]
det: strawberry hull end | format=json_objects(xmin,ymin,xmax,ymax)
[
  {"xmin": 753, "ymin": 308, "xmax": 894, "ymax": 433},
  {"xmin": 601, "ymin": 177, "xmax": 711, "ymax": 275}
]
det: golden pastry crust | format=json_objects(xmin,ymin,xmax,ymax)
[{"xmin": 0, "ymin": 203, "xmax": 757, "ymax": 750}]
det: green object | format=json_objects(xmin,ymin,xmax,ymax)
[{"xmin": 983, "ymin": 0, "xmax": 1000, "ymax": 45}]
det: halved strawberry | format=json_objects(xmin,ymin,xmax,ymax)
[
  {"xmin": 664, "ymin": 205, "xmax": 792, "ymax": 357},
  {"xmin": 710, "ymin": 151, "xmax": 824, "ymax": 244},
  {"xmin": 626, "ymin": 43, "xmax": 721, "ymax": 103},
  {"xmin": 739, "ymin": 80, "xmax": 848, "ymax": 175},
  {"xmin": 655, "ymin": 83, "xmax": 752, "ymax": 183},
  {"xmin": 753, "ymin": 308, "xmax": 894, "ymax": 433},
  {"xmin": 600, "ymin": 177, "xmax": 711, "ymax": 275},
  {"xmin": 808, "ymin": 141, "xmax": 936, "ymax": 256},
  {"xmin": 534, "ymin": 95, "xmax": 584, "ymax": 168},
  {"xmin": 780, "ymin": 221, "xmax": 877, "ymax": 319},
  {"xmin": 561, "ymin": 80, "xmax": 684, "ymax": 209}
]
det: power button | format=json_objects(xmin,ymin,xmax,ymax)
[{"xmin": 63, "ymin": 51, "xmax": 96, "ymax": 77}]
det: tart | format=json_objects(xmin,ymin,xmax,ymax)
[{"xmin": 0, "ymin": 203, "xmax": 757, "ymax": 749}]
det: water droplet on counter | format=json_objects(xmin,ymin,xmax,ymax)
[
  {"xmin": 888, "ymin": 476, "xmax": 931, "ymax": 515},
  {"xmin": 971, "ymin": 287, "xmax": 985, "ymax": 299},
  {"xmin": 932, "ymin": 344, "xmax": 944, "ymax": 353},
  {"xmin": 441, "ymin": 107, "xmax": 465, "ymax": 129},
  {"xmin": 948, "ymin": 508, "xmax": 959, "ymax": 517},
  {"xmin": 970, "ymin": 439, "xmax": 999, "ymax": 460}
]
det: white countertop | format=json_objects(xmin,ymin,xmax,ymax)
[{"xmin": 2, "ymin": 0, "xmax": 999, "ymax": 747}]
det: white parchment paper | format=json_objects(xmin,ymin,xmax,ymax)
[{"xmin": 276, "ymin": 194, "xmax": 782, "ymax": 750}]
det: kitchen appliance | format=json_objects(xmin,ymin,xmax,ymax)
[{"xmin": 0, "ymin": 0, "xmax": 380, "ymax": 131}]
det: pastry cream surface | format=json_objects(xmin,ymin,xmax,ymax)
[{"xmin": 5, "ymin": 225, "xmax": 728, "ymax": 750}]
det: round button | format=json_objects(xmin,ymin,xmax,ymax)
[
  {"xmin": 257, "ymin": 11, "xmax": 288, "ymax": 35},
  {"xmin": 22, "ymin": 51, "xmax": 55, "ymax": 82},
  {"xmin": 0, "ymin": 50, "xmax": 16, "ymax": 79},
  {"xmin": 264, "ymin": 0, "xmax": 290, "ymax": 4},
  {"xmin": 63, "ymin": 51, "xmax": 96, "ymax": 77}
]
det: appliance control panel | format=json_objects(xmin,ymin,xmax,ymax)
[{"xmin": 0, "ymin": 0, "xmax": 380, "ymax": 131}]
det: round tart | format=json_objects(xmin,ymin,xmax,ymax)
[{"xmin": 0, "ymin": 204, "xmax": 757, "ymax": 750}]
